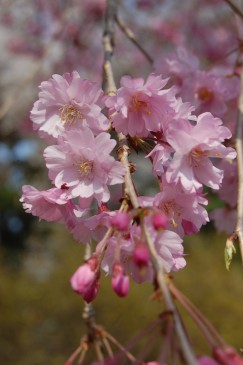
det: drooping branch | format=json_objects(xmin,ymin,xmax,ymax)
[
  {"xmin": 224, "ymin": 0, "xmax": 243, "ymax": 20},
  {"xmin": 235, "ymin": 69, "xmax": 243, "ymax": 263},
  {"xmin": 102, "ymin": 0, "xmax": 117, "ymax": 95},
  {"xmin": 115, "ymin": 14, "xmax": 154, "ymax": 65},
  {"xmin": 102, "ymin": 1, "xmax": 199, "ymax": 363},
  {"xmin": 232, "ymin": 2, "xmax": 243, "ymax": 263}
]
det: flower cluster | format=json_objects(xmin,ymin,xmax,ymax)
[{"xmin": 21, "ymin": 70, "xmax": 236, "ymax": 302}]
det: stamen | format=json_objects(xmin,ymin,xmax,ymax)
[
  {"xmin": 59, "ymin": 104, "xmax": 83, "ymax": 124},
  {"xmin": 75, "ymin": 160, "xmax": 94, "ymax": 177},
  {"xmin": 159, "ymin": 200, "xmax": 181, "ymax": 227},
  {"xmin": 197, "ymin": 87, "xmax": 214, "ymax": 103},
  {"xmin": 172, "ymin": 218, "xmax": 178, "ymax": 228},
  {"xmin": 129, "ymin": 94, "xmax": 151, "ymax": 115},
  {"xmin": 190, "ymin": 148, "xmax": 209, "ymax": 167}
]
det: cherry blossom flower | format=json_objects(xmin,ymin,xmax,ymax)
[
  {"xmin": 106, "ymin": 73, "xmax": 176, "ymax": 137},
  {"xmin": 182, "ymin": 70, "xmax": 240, "ymax": 117},
  {"xmin": 210, "ymin": 207, "xmax": 236, "ymax": 235},
  {"xmin": 31, "ymin": 71, "xmax": 109, "ymax": 142},
  {"xmin": 156, "ymin": 47, "xmax": 199, "ymax": 91},
  {"xmin": 166, "ymin": 113, "xmax": 236, "ymax": 192},
  {"xmin": 153, "ymin": 184, "xmax": 209, "ymax": 237},
  {"xmin": 218, "ymin": 160, "xmax": 238, "ymax": 208},
  {"xmin": 44, "ymin": 127, "xmax": 125, "ymax": 204},
  {"xmin": 20, "ymin": 185, "xmax": 70, "ymax": 222},
  {"xmin": 101, "ymin": 233, "xmax": 154, "ymax": 284},
  {"xmin": 147, "ymin": 142, "xmax": 173, "ymax": 177},
  {"xmin": 71, "ymin": 210, "xmax": 113, "ymax": 244},
  {"xmin": 146, "ymin": 221, "xmax": 186, "ymax": 272}
]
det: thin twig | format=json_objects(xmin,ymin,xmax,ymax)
[
  {"xmin": 102, "ymin": 0, "xmax": 117, "ymax": 95},
  {"xmin": 102, "ymin": 336, "xmax": 114, "ymax": 357},
  {"xmin": 103, "ymin": 330, "xmax": 137, "ymax": 363},
  {"xmin": 94, "ymin": 340, "xmax": 105, "ymax": 362},
  {"xmin": 64, "ymin": 347, "xmax": 81, "ymax": 365},
  {"xmin": 142, "ymin": 223, "xmax": 199, "ymax": 365},
  {"xmin": 169, "ymin": 282, "xmax": 226, "ymax": 347},
  {"xmin": 115, "ymin": 15, "xmax": 154, "ymax": 65},
  {"xmin": 224, "ymin": 0, "xmax": 243, "ymax": 19},
  {"xmin": 77, "ymin": 347, "xmax": 88, "ymax": 365}
]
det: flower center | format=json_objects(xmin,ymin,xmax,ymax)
[
  {"xmin": 75, "ymin": 160, "xmax": 94, "ymax": 177},
  {"xmin": 189, "ymin": 148, "xmax": 208, "ymax": 167},
  {"xmin": 159, "ymin": 200, "xmax": 180, "ymax": 228},
  {"xmin": 129, "ymin": 94, "xmax": 151, "ymax": 115},
  {"xmin": 197, "ymin": 87, "xmax": 214, "ymax": 103},
  {"xmin": 59, "ymin": 104, "xmax": 83, "ymax": 124}
]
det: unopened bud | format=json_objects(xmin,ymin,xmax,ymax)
[
  {"xmin": 110, "ymin": 212, "xmax": 130, "ymax": 231},
  {"xmin": 70, "ymin": 256, "xmax": 100, "ymax": 303},
  {"xmin": 111, "ymin": 262, "xmax": 130, "ymax": 297},
  {"xmin": 197, "ymin": 356, "xmax": 219, "ymax": 365},
  {"xmin": 153, "ymin": 213, "xmax": 168, "ymax": 230},
  {"xmin": 133, "ymin": 243, "xmax": 149, "ymax": 268},
  {"xmin": 213, "ymin": 346, "xmax": 243, "ymax": 365}
]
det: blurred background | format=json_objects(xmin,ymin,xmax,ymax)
[{"xmin": 0, "ymin": 0, "xmax": 242, "ymax": 364}]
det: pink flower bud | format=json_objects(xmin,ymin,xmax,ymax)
[
  {"xmin": 70, "ymin": 256, "xmax": 100, "ymax": 303},
  {"xmin": 198, "ymin": 356, "xmax": 219, "ymax": 365},
  {"xmin": 213, "ymin": 346, "xmax": 243, "ymax": 365},
  {"xmin": 82, "ymin": 279, "xmax": 100, "ymax": 303},
  {"xmin": 153, "ymin": 213, "xmax": 168, "ymax": 230},
  {"xmin": 110, "ymin": 212, "xmax": 130, "ymax": 231},
  {"xmin": 133, "ymin": 243, "xmax": 149, "ymax": 268},
  {"xmin": 111, "ymin": 262, "xmax": 130, "ymax": 297}
]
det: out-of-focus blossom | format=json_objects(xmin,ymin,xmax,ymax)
[
  {"xmin": 166, "ymin": 113, "xmax": 236, "ymax": 192},
  {"xmin": 182, "ymin": 71, "xmax": 240, "ymax": 117},
  {"xmin": 198, "ymin": 356, "xmax": 219, "ymax": 365},
  {"xmin": 218, "ymin": 160, "xmax": 238, "ymax": 208},
  {"xmin": 210, "ymin": 207, "xmax": 237, "ymax": 235}
]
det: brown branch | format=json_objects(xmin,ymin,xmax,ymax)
[
  {"xmin": 115, "ymin": 15, "xmax": 154, "ymax": 65},
  {"xmin": 233, "ymin": 2, "xmax": 243, "ymax": 264},
  {"xmin": 102, "ymin": 0, "xmax": 117, "ymax": 95},
  {"xmin": 141, "ymin": 223, "xmax": 199, "ymax": 365},
  {"xmin": 236, "ymin": 81, "xmax": 243, "ymax": 263},
  {"xmin": 224, "ymin": 0, "xmax": 243, "ymax": 19},
  {"xmin": 102, "ymin": 329, "xmax": 137, "ymax": 363},
  {"xmin": 169, "ymin": 282, "xmax": 226, "ymax": 347},
  {"xmin": 102, "ymin": 1, "xmax": 199, "ymax": 363},
  {"xmin": 64, "ymin": 346, "xmax": 81, "ymax": 365}
]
